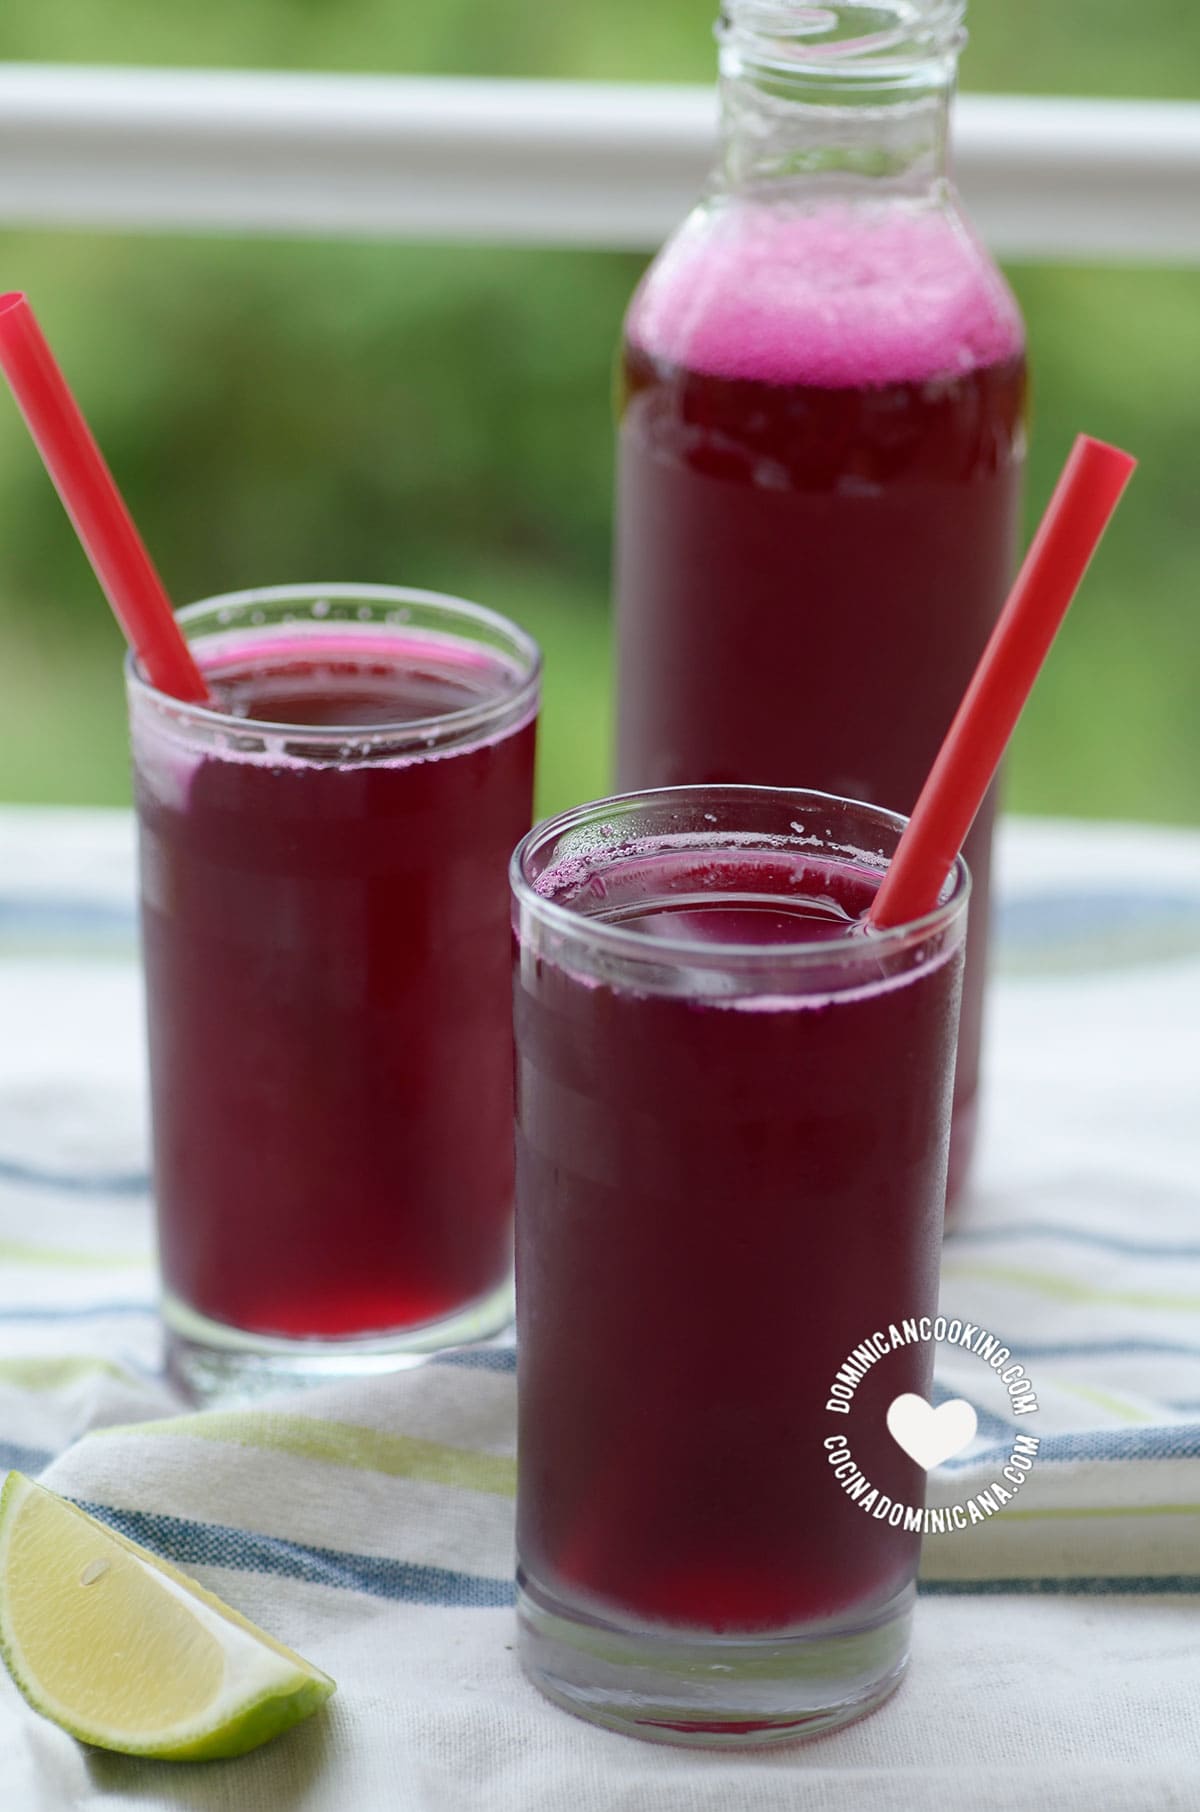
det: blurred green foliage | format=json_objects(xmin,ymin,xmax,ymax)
[{"xmin": 0, "ymin": 2, "xmax": 1197, "ymax": 823}]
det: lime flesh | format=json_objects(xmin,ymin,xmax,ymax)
[{"xmin": 0, "ymin": 1472, "xmax": 335, "ymax": 1759}]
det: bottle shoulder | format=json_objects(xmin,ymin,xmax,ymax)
[{"xmin": 624, "ymin": 193, "xmax": 1025, "ymax": 393}]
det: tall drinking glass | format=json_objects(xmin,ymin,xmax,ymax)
[
  {"xmin": 512, "ymin": 786, "xmax": 968, "ymax": 1743},
  {"xmin": 127, "ymin": 584, "xmax": 539, "ymax": 1397}
]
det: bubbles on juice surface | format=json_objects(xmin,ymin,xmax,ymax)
[
  {"xmin": 535, "ymin": 838, "xmax": 877, "ymax": 946},
  {"xmin": 200, "ymin": 636, "xmax": 517, "ymax": 730},
  {"xmin": 630, "ymin": 198, "xmax": 1025, "ymax": 390}
]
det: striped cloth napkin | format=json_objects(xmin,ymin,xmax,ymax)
[{"xmin": 1, "ymin": 806, "xmax": 1198, "ymax": 1810}]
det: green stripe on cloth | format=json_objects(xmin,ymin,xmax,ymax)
[
  {"xmin": 994, "ymin": 1503, "xmax": 1200, "ymax": 1522},
  {"xmin": 941, "ymin": 1260, "xmax": 1200, "ymax": 1312},
  {"xmin": 1056, "ymin": 1383, "xmax": 1158, "ymax": 1423},
  {"xmin": 0, "ymin": 1238, "xmax": 149, "ymax": 1270},
  {"xmin": 91, "ymin": 1410, "xmax": 516, "ymax": 1498},
  {"xmin": 0, "ymin": 1356, "xmax": 127, "ymax": 1388}
]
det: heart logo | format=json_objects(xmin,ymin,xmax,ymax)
[{"xmin": 886, "ymin": 1394, "xmax": 977, "ymax": 1470}]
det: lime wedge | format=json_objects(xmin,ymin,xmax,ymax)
[{"xmin": 0, "ymin": 1472, "xmax": 335, "ymax": 1759}]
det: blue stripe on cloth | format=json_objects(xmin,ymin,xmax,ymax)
[
  {"xmin": 0, "ymin": 897, "xmax": 136, "ymax": 937},
  {"xmin": 931, "ymin": 1380, "xmax": 1013, "ymax": 1444},
  {"xmin": 0, "ymin": 1481, "xmax": 1181, "ymax": 1603},
  {"xmin": 921, "ymin": 1576, "xmax": 1200, "ymax": 1596},
  {"xmin": 1010, "ymin": 1339, "xmax": 1200, "ymax": 1362},
  {"xmin": 996, "ymin": 891, "xmax": 1200, "ymax": 947},
  {"xmin": 77, "ymin": 1501, "xmax": 516, "ymax": 1608},
  {"xmin": 0, "ymin": 1156, "xmax": 150, "ymax": 1197},
  {"xmin": 942, "ymin": 1422, "xmax": 1200, "ymax": 1472},
  {"xmin": 433, "ymin": 1348, "xmax": 517, "ymax": 1374},
  {"xmin": 0, "ymin": 1302, "xmax": 155, "ymax": 1323},
  {"xmin": 0, "ymin": 1441, "xmax": 54, "ymax": 1475},
  {"xmin": 948, "ymin": 1222, "xmax": 1200, "ymax": 1260}
]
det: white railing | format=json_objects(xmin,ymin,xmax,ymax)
[{"xmin": 0, "ymin": 65, "xmax": 1197, "ymax": 263}]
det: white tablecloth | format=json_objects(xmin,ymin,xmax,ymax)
[{"xmin": 1, "ymin": 808, "xmax": 1198, "ymax": 1809}]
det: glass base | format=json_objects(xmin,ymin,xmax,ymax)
[
  {"xmin": 162, "ymin": 1272, "xmax": 514, "ymax": 1403},
  {"xmin": 517, "ymin": 1571, "xmax": 912, "ymax": 1748}
]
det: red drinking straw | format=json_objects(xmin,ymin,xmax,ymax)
[
  {"xmin": 0, "ymin": 292, "xmax": 210, "ymax": 705},
  {"xmin": 869, "ymin": 434, "xmax": 1137, "ymax": 931}
]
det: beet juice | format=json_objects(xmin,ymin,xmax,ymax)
[
  {"xmin": 512, "ymin": 788, "xmax": 968, "ymax": 1743},
  {"xmin": 127, "ymin": 586, "xmax": 538, "ymax": 1393},
  {"xmin": 615, "ymin": 2, "xmax": 1027, "ymax": 1200}
]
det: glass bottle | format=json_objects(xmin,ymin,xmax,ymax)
[{"xmin": 613, "ymin": 0, "xmax": 1027, "ymax": 1201}]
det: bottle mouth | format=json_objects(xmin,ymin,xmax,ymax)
[{"xmin": 718, "ymin": 1, "xmax": 965, "ymax": 77}]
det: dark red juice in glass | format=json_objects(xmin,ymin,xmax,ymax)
[
  {"xmin": 128, "ymin": 587, "xmax": 538, "ymax": 1383},
  {"xmin": 616, "ymin": 203, "xmax": 1026, "ymax": 1197},
  {"xmin": 513, "ymin": 787, "xmax": 968, "ymax": 1740}
]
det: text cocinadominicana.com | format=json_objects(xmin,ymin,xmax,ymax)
[{"xmin": 823, "ymin": 1432, "xmax": 1041, "ymax": 1532}]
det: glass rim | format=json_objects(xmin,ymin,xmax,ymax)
[
  {"xmin": 511, "ymin": 784, "xmax": 970, "ymax": 971},
  {"xmin": 124, "ymin": 582, "xmax": 542, "ymax": 749}
]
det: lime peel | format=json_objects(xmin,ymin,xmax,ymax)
[{"xmin": 0, "ymin": 1471, "xmax": 335, "ymax": 1760}]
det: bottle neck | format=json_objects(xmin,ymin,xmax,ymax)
[{"xmin": 716, "ymin": 2, "xmax": 963, "ymax": 198}]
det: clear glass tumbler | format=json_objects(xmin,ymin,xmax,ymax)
[
  {"xmin": 511, "ymin": 785, "xmax": 968, "ymax": 1743},
  {"xmin": 127, "ymin": 584, "xmax": 539, "ymax": 1398}
]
